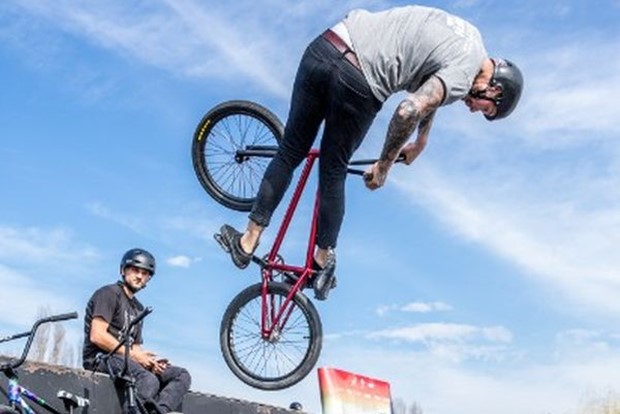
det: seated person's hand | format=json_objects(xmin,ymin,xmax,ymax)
[
  {"xmin": 131, "ymin": 348, "xmax": 157, "ymax": 370},
  {"xmin": 151, "ymin": 357, "xmax": 170, "ymax": 375}
]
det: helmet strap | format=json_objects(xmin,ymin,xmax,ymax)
[{"xmin": 469, "ymin": 86, "xmax": 502, "ymax": 105}]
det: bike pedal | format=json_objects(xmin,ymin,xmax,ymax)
[
  {"xmin": 313, "ymin": 275, "xmax": 336, "ymax": 301},
  {"xmin": 213, "ymin": 233, "xmax": 231, "ymax": 253}
]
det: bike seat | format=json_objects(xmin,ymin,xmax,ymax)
[{"xmin": 57, "ymin": 390, "xmax": 90, "ymax": 408}]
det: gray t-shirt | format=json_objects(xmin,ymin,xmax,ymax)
[{"xmin": 344, "ymin": 6, "xmax": 487, "ymax": 104}]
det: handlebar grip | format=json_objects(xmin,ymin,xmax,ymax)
[
  {"xmin": 346, "ymin": 168, "xmax": 365, "ymax": 176},
  {"xmin": 355, "ymin": 154, "xmax": 405, "ymax": 183},
  {"xmin": 45, "ymin": 312, "xmax": 79, "ymax": 323},
  {"xmin": 0, "ymin": 331, "xmax": 30, "ymax": 344}
]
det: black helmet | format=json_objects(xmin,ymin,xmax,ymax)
[
  {"xmin": 485, "ymin": 58, "xmax": 524, "ymax": 121},
  {"xmin": 120, "ymin": 248, "xmax": 156, "ymax": 276}
]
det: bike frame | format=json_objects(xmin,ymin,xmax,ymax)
[
  {"xmin": 5, "ymin": 375, "xmax": 63, "ymax": 414},
  {"xmin": 236, "ymin": 147, "xmax": 327, "ymax": 340},
  {"xmin": 236, "ymin": 145, "xmax": 399, "ymax": 341},
  {"xmin": 262, "ymin": 149, "xmax": 320, "ymax": 340},
  {"xmin": 1, "ymin": 312, "xmax": 81, "ymax": 414}
]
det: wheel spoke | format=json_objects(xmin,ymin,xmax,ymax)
[
  {"xmin": 222, "ymin": 284, "xmax": 320, "ymax": 389},
  {"xmin": 201, "ymin": 111, "xmax": 278, "ymax": 203}
]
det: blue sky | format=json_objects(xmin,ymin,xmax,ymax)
[{"xmin": 1, "ymin": 1, "xmax": 619, "ymax": 413}]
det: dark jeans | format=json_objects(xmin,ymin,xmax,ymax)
[
  {"xmin": 88, "ymin": 356, "xmax": 191, "ymax": 414},
  {"xmin": 249, "ymin": 34, "xmax": 382, "ymax": 249}
]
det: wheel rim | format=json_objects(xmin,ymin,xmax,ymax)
[
  {"xmin": 228, "ymin": 291, "xmax": 314, "ymax": 383},
  {"xmin": 204, "ymin": 113, "xmax": 278, "ymax": 204}
]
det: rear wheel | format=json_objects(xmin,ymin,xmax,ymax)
[
  {"xmin": 192, "ymin": 100, "xmax": 283, "ymax": 212},
  {"xmin": 220, "ymin": 282, "xmax": 322, "ymax": 390}
]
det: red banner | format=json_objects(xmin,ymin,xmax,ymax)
[{"xmin": 317, "ymin": 367, "xmax": 392, "ymax": 414}]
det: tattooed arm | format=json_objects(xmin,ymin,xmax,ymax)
[
  {"xmin": 400, "ymin": 110, "xmax": 435, "ymax": 165},
  {"xmin": 365, "ymin": 75, "xmax": 445, "ymax": 190}
]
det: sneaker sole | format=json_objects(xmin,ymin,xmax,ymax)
[{"xmin": 214, "ymin": 233, "xmax": 231, "ymax": 253}]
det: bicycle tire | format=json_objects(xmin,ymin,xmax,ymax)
[
  {"xmin": 220, "ymin": 282, "xmax": 322, "ymax": 390},
  {"xmin": 0, "ymin": 405, "xmax": 19, "ymax": 414},
  {"xmin": 192, "ymin": 100, "xmax": 284, "ymax": 212}
]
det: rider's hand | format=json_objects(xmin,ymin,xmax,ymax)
[
  {"xmin": 364, "ymin": 161, "xmax": 391, "ymax": 190},
  {"xmin": 399, "ymin": 142, "xmax": 422, "ymax": 165}
]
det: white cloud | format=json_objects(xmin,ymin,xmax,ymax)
[
  {"xmin": 376, "ymin": 304, "xmax": 397, "ymax": 316},
  {"xmin": 452, "ymin": 0, "xmax": 487, "ymax": 9},
  {"xmin": 2, "ymin": 0, "xmax": 297, "ymax": 98},
  {"xmin": 554, "ymin": 329, "xmax": 620, "ymax": 361},
  {"xmin": 0, "ymin": 225, "xmax": 99, "ymax": 264},
  {"xmin": 326, "ymin": 322, "xmax": 515, "ymax": 364},
  {"xmin": 160, "ymin": 0, "xmax": 290, "ymax": 97},
  {"xmin": 393, "ymin": 160, "xmax": 620, "ymax": 318},
  {"xmin": 166, "ymin": 255, "xmax": 196, "ymax": 268},
  {"xmin": 377, "ymin": 301, "xmax": 452, "ymax": 316},
  {"xmin": 368, "ymin": 323, "xmax": 512, "ymax": 344},
  {"xmin": 520, "ymin": 40, "xmax": 620, "ymax": 140},
  {"xmin": 402, "ymin": 301, "xmax": 452, "ymax": 313}
]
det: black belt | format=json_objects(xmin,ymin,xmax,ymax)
[{"xmin": 322, "ymin": 29, "xmax": 362, "ymax": 71}]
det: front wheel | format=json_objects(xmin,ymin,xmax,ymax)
[
  {"xmin": 0, "ymin": 405, "xmax": 19, "ymax": 414},
  {"xmin": 191, "ymin": 100, "xmax": 283, "ymax": 212},
  {"xmin": 220, "ymin": 282, "xmax": 322, "ymax": 390}
]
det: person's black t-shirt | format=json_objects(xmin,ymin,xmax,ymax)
[{"xmin": 82, "ymin": 282, "xmax": 145, "ymax": 368}]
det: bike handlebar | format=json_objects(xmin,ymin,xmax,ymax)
[
  {"xmin": 126, "ymin": 306, "xmax": 153, "ymax": 331},
  {"xmin": 107, "ymin": 306, "xmax": 153, "ymax": 357},
  {"xmin": 0, "ymin": 331, "xmax": 30, "ymax": 344},
  {"xmin": 97, "ymin": 306, "xmax": 153, "ymax": 379},
  {"xmin": 238, "ymin": 145, "xmax": 406, "ymax": 176},
  {"xmin": 0, "ymin": 311, "xmax": 78, "ymax": 372},
  {"xmin": 41, "ymin": 312, "xmax": 79, "ymax": 324},
  {"xmin": 347, "ymin": 154, "xmax": 406, "ymax": 177}
]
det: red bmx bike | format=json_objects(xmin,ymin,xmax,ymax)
[{"xmin": 191, "ymin": 100, "xmax": 399, "ymax": 390}]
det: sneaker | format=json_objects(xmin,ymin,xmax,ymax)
[
  {"xmin": 216, "ymin": 224, "xmax": 254, "ymax": 269},
  {"xmin": 312, "ymin": 251, "xmax": 337, "ymax": 301},
  {"xmin": 310, "ymin": 259, "xmax": 337, "ymax": 288}
]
